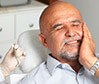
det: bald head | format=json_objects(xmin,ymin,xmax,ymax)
[{"xmin": 39, "ymin": 1, "xmax": 82, "ymax": 35}]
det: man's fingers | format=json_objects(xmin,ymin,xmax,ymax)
[
  {"xmin": 83, "ymin": 23, "xmax": 92, "ymax": 39},
  {"xmin": 82, "ymin": 22, "xmax": 96, "ymax": 52}
]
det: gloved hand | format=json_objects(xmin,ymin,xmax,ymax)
[{"xmin": 0, "ymin": 44, "xmax": 25, "ymax": 78}]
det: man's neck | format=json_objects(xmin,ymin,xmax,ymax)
[
  {"xmin": 52, "ymin": 55, "xmax": 82, "ymax": 73},
  {"xmin": 67, "ymin": 59, "xmax": 82, "ymax": 73}
]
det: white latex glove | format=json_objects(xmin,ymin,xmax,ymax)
[{"xmin": 0, "ymin": 44, "xmax": 25, "ymax": 78}]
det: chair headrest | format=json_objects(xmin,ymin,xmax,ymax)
[{"xmin": 17, "ymin": 29, "xmax": 48, "ymax": 73}]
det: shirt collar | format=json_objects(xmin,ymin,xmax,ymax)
[
  {"xmin": 46, "ymin": 54, "xmax": 61, "ymax": 75},
  {"xmin": 46, "ymin": 54, "xmax": 85, "ymax": 76}
]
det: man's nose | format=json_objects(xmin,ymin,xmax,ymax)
[{"xmin": 65, "ymin": 28, "xmax": 76, "ymax": 37}]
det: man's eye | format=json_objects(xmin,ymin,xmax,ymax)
[
  {"xmin": 52, "ymin": 24, "xmax": 63, "ymax": 30},
  {"xmin": 72, "ymin": 24, "xmax": 80, "ymax": 27},
  {"xmin": 54, "ymin": 26, "xmax": 63, "ymax": 30}
]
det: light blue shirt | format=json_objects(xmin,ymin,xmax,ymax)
[{"xmin": 19, "ymin": 55, "xmax": 99, "ymax": 84}]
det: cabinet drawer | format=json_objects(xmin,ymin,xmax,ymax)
[
  {"xmin": 16, "ymin": 10, "xmax": 42, "ymax": 39},
  {"xmin": 0, "ymin": 15, "xmax": 14, "ymax": 42}
]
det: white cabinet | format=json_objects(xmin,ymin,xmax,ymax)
[
  {"xmin": 0, "ymin": 0, "xmax": 47, "ymax": 62},
  {"xmin": 0, "ymin": 14, "xmax": 14, "ymax": 42},
  {"xmin": 0, "ymin": 14, "xmax": 14, "ymax": 62},
  {"xmin": 16, "ymin": 9, "xmax": 43, "ymax": 39}
]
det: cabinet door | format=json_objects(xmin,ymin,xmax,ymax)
[
  {"xmin": 0, "ymin": 14, "xmax": 14, "ymax": 42},
  {"xmin": 0, "ymin": 14, "xmax": 14, "ymax": 62},
  {"xmin": 16, "ymin": 10, "xmax": 42, "ymax": 39}
]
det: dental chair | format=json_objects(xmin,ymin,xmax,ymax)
[
  {"xmin": 9, "ymin": 29, "xmax": 49, "ymax": 84},
  {"xmin": 6, "ymin": 29, "xmax": 99, "ymax": 84}
]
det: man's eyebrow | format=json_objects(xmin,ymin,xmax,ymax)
[
  {"xmin": 71, "ymin": 19, "xmax": 81, "ymax": 23},
  {"xmin": 52, "ymin": 23, "xmax": 62, "ymax": 29},
  {"xmin": 52, "ymin": 20, "xmax": 81, "ymax": 29}
]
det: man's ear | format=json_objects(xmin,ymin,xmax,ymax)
[{"xmin": 38, "ymin": 34, "xmax": 48, "ymax": 48}]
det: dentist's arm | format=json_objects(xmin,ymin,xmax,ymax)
[{"xmin": 0, "ymin": 44, "xmax": 25, "ymax": 81}]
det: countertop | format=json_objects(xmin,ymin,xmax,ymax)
[{"xmin": 0, "ymin": 0, "xmax": 47, "ymax": 14}]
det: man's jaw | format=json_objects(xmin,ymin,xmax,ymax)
[{"xmin": 59, "ymin": 39, "xmax": 82, "ymax": 60}]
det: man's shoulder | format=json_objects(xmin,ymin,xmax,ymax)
[
  {"xmin": 30, "ymin": 62, "xmax": 47, "ymax": 76},
  {"xmin": 25, "ymin": 61, "xmax": 49, "ymax": 78},
  {"xmin": 19, "ymin": 61, "xmax": 50, "ymax": 84}
]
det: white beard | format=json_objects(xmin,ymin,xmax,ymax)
[
  {"xmin": 58, "ymin": 50, "xmax": 79, "ymax": 60},
  {"xmin": 58, "ymin": 37, "xmax": 81, "ymax": 60}
]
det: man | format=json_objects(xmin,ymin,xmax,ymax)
[
  {"xmin": 0, "ymin": 44, "xmax": 25, "ymax": 82},
  {"xmin": 18, "ymin": 1, "xmax": 99, "ymax": 84}
]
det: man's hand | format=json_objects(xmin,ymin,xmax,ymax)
[
  {"xmin": 0, "ymin": 44, "xmax": 25, "ymax": 78},
  {"xmin": 79, "ymin": 23, "xmax": 97, "ymax": 70}
]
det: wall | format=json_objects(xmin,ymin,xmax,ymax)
[{"xmin": 64, "ymin": 0, "xmax": 99, "ymax": 53}]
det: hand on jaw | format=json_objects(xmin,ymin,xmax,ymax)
[
  {"xmin": 79, "ymin": 22, "xmax": 98, "ymax": 71},
  {"xmin": 0, "ymin": 44, "xmax": 25, "ymax": 78}
]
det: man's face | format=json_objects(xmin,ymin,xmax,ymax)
[{"xmin": 41, "ymin": 4, "xmax": 83, "ymax": 61}]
